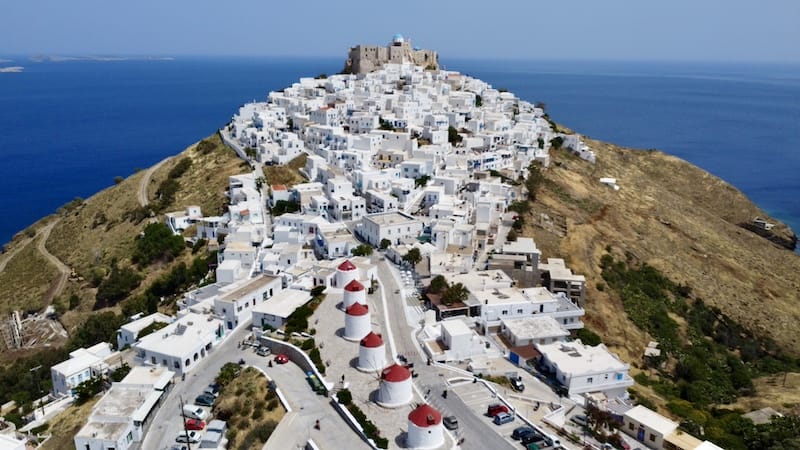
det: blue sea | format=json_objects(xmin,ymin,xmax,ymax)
[{"xmin": 1, "ymin": 56, "xmax": 799, "ymax": 247}]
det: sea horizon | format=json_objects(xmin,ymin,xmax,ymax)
[{"xmin": 1, "ymin": 56, "xmax": 798, "ymax": 248}]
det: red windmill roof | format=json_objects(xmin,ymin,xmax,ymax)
[
  {"xmin": 408, "ymin": 403, "xmax": 442, "ymax": 427},
  {"xmin": 360, "ymin": 332, "xmax": 384, "ymax": 348},
  {"xmin": 344, "ymin": 279, "xmax": 365, "ymax": 292},
  {"xmin": 345, "ymin": 302, "xmax": 369, "ymax": 316},
  {"xmin": 338, "ymin": 260, "xmax": 357, "ymax": 271},
  {"xmin": 381, "ymin": 363, "xmax": 411, "ymax": 382}
]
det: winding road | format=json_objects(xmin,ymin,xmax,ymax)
[
  {"xmin": 37, "ymin": 220, "xmax": 71, "ymax": 303},
  {"xmin": 138, "ymin": 157, "xmax": 171, "ymax": 207}
]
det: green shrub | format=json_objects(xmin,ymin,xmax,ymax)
[
  {"xmin": 576, "ymin": 328, "xmax": 602, "ymax": 346},
  {"xmin": 337, "ymin": 389, "xmax": 352, "ymax": 405},
  {"xmin": 168, "ymin": 158, "xmax": 192, "ymax": 179},
  {"xmin": 132, "ymin": 222, "xmax": 185, "ymax": 266},
  {"xmin": 95, "ymin": 265, "xmax": 142, "ymax": 307}
]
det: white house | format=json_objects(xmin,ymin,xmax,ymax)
[
  {"xmin": 535, "ymin": 340, "xmax": 634, "ymax": 399},
  {"xmin": 252, "ymin": 288, "xmax": 311, "ymax": 330},
  {"xmin": 73, "ymin": 367, "xmax": 173, "ymax": 450},
  {"xmin": 164, "ymin": 205, "xmax": 203, "ymax": 234},
  {"xmin": 467, "ymin": 286, "xmax": 585, "ymax": 335},
  {"xmin": 500, "ymin": 316, "xmax": 569, "ymax": 347},
  {"xmin": 0, "ymin": 435, "xmax": 25, "ymax": 450},
  {"xmin": 214, "ymin": 275, "xmax": 283, "ymax": 330},
  {"xmin": 622, "ymin": 406, "xmax": 679, "ymax": 449},
  {"xmin": 133, "ymin": 312, "xmax": 225, "ymax": 375},
  {"xmin": 51, "ymin": 342, "xmax": 113, "ymax": 396},
  {"xmin": 116, "ymin": 313, "xmax": 173, "ymax": 350},
  {"xmin": 359, "ymin": 211, "xmax": 423, "ymax": 247}
]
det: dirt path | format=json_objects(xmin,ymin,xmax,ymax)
[
  {"xmin": 138, "ymin": 157, "xmax": 171, "ymax": 206},
  {"xmin": 37, "ymin": 220, "xmax": 70, "ymax": 303}
]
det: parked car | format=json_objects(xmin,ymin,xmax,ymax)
[
  {"xmin": 487, "ymin": 403, "xmax": 509, "ymax": 417},
  {"xmin": 443, "ymin": 416, "xmax": 459, "ymax": 430},
  {"xmin": 182, "ymin": 404, "xmax": 208, "ymax": 421},
  {"xmin": 184, "ymin": 419, "xmax": 205, "ymax": 431},
  {"xmin": 493, "ymin": 412, "xmax": 515, "ymax": 425},
  {"xmin": 195, "ymin": 393, "xmax": 215, "ymax": 407},
  {"xmin": 256, "ymin": 346, "xmax": 271, "ymax": 356},
  {"xmin": 522, "ymin": 432, "xmax": 546, "ymax": 446},
  {"xmin": 512, "ymin": 426, "xmax": 535, "ymax": 440},
  {"xmin": 274, "ymin": 354, "xmax": 289, "ymax": 364},
  {"xmin": 509, "ymin": 376, "xmax": 525, "ymax": 392},
  {"xmin": 204, "ymin": 384, "xmax": 221, "ymax": 398},
  {"xmin": 570, "ymin": 414, "xmax": 588, "ymax": 427},
  {"xmin": 175, "ymin": 431, "xmax": 201, "ymax": 444}
]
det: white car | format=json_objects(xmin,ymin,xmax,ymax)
[{"xmin": 175, "ymin": 431, "xmax": 201, "ymax": 444}]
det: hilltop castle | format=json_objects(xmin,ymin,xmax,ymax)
[{"xmin": 342, "ymin": 34, "xmax": 438, "ymax": 74}]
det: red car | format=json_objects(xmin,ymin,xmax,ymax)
[
  {"xmin": 274, "ymin": 354, "xmax": 289, "ymax": 364},
  {"xmin": 185, "ymin": 419, "xmax": 205, "ymax": 430},
  {"xmin": 487, "ymin": 403, "xmax": 509, "ymax": 417}
]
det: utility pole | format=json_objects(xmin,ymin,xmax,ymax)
[
  {"xmin": 179, "ymin": 395, "xmax": 192, "ymax": 449},
  {"xmin": 29, "ymin": 365, "xmax": 45, "ymax": 417}
]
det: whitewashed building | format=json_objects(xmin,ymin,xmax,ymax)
[
  {"xmin": 535, "ymin": 340, "xmax": 634, "ymax": 398},
  {"xmin": 51, "ymin": 343, "xmax": 113, "ymax": 396}
]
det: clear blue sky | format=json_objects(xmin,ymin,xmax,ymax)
[{"xmin": 3, "ymin": 0, "xmax": 799, "ymax": 62}]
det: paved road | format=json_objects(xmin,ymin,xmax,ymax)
[
  {"xmin": 142, "ymin": 323, "xmax": 367, "ymax": 450},
  {"xmin": 376, "ymin": 258, "xmax": 515, "ymax": 450},
  {"xmin": 37, "ymin": 220, "xmax": 70, "ymax": 303},
  {"xmin": 138, "ymin": 157, "xmax": 171, "ymax": 207}
]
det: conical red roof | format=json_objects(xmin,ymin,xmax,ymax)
[
  {"xmin": 345, "ymin": 302, "xmax": 369, "ymax": 316},
  {"xmin": 360, "ymin": 332, "xmax": 383, "ymax": 348},
  {"xmin": 338, "ymin": 260, "xmax": 357, "ymax": 271},
  {"xmin": 344, "ymin": 279, "xmax": 365, "ymax": 292},
  {"xmin": 381, "ymin": 363, "xmax": 411, "ymax": 382},
  {"xmin": 408, "ymin": 403, "xmax": 442, "ymax": 427}
]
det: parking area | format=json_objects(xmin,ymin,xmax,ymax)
[{"xmin": 451, "ymin": 381, "xmax": 534, "ymax": 448}]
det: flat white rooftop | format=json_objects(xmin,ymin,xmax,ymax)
[
  {"xmin": 624, "ymin": 405, "xmax": 679, "ymax": 436},
  {"xmin": 537, "ymin": 341, "xmax": 628, "ymax": 375},
  {"xmin": 502, "ymin": 316, "xmax": 569, "ymax": 340},
  {"xmin": 135, "ymin": 313, "xmax": 222, "ymax": 358},
  {"xmin": 219, "ymin": 274, "xmax": 281, "ymax": 302},
  {"xmin": 440, "ymin": 318, "xmax": 472, "ymax": 337},
  {"xmin": 502, "ymin": 237, "xmax": 539, "ymax": 255},
  {"xmin": 253, "ymin": 288, "xmax": 311, "ymax": 319},
  {"xmin": 120, "ymin": 312, "xmax": 173, "ymax": 335},
  {"xmin": 120, "ymin": 366, "xmax": 174, "ymax": 390},
  {"xmin": 363, "ymin": 211, "xmax": 419, "ymax": 226},
  {"xmin": 76, "ymin": 420, "xmax": 130, "ymax": 442}
]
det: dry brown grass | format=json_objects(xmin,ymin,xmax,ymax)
[
  {"xmin": 0, "ymin": 237, "xmax": 58, "ymax": 315},
  {"xmin": 521, "ymin": 142, "xmax": 800, "ymax": 361},
  {"xmin": 0, "ymin": 133, "xmax": 246, "ymax": 342},
  {"xmin": 213, "ymin": 367, "xmax": 285, "ymax": 449},
  {"xmin": 732, "ymin": 372, "xmax": 800, "ymax": 414},
  {"xmin": 263, "ymin": 154, "xmax": 308, "ymax": 187},
  {"xmin": 38, "ymin": 397, "xmax": 99, "ymax": 450}
]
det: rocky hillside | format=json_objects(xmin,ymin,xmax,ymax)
[
  {"xmin": 0, "ymin": 133, "xmax": 247, "ymax": 353},
  {"xmin": 523, "ymin": 138, "xmax": 800, "ymax": 361}
]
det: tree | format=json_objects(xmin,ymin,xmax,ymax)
[
  {"xmin": 447, "ymin": 126, "xmax": 463, "ymax": 145},
  {"xmin": 96, "ymin": 265, "xmax": 142, "ymax": 307},
  {"xmin": 379, "ymin": 238, "xmax": 391, "ymax": 250},
  {"xmin": 414, "ymin": 175, "xmax": 431, "ymax": 189},
  {"xmin": 550, "ymin": 136, "xmax": 564, "ymax": 149},
  {"xmin": 133, "ymin": 222, "xmax": 185, "ymax": 266},
  {"xmin": 351, "ymin": 244, "xmax": 374, "ymax": 257},
  {"xmin": 403, "ymin": 248, "xmax": 422, "ymax": 266},
  {"xmin": 428, "ymin": 275, "xmax": 448, "ymax": 294},
  {"xmin": 525, "ymin": 162, "xmax": 545, "ymax": 202},
  {"xmin": 73, "ymin": 376, "xmax": 103, "ymax": 404},
  {"xmin": 475, "ymin": 95, "xmax": 482, "ymax": 108},
  {"xmin": 441, "ymin": 283, "xmax": 469, "ymax": 305},
  {"xmin": 506, "ymin": 228, "xmax": 518, "ymax": 242},
  {"xmin": 114, "ymin": 176, "xmax": 124, "ymax": 185}
]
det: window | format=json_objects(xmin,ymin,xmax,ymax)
[
  {"xmin": 516, "ymin": 309, "xmax": 523, "ymax": 314},
  {"xmin": 587, "ymin": 377, "xmax": 593, "ymax": 383},
  {"xmin": 539, "ymin": 304, "xmax": 544, "ymax": 313},
  {"xmin": 605, "ymin": 374, "xmax": 609, "ymax": 380},
  {"xmin": 194, "ymin": 352, "xmax": 199, "ymax": 361},
  {"xmin": 628, "ymin": 422, "xmax": 634, "ymax": 431},
  {"xmin": 185, "ymin": 358, "xmax": 191, "ymax": 367},
  {"xmin": 649, "ymin": 434, "xmax": 656, "ymax": 442},
  {"xmin": 501, "ymin": 310, "xmax": 508, "ymax": 316},
  {"xmin": 174, "ymin": 361, "xmax": 180, "ymax": 369}
]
